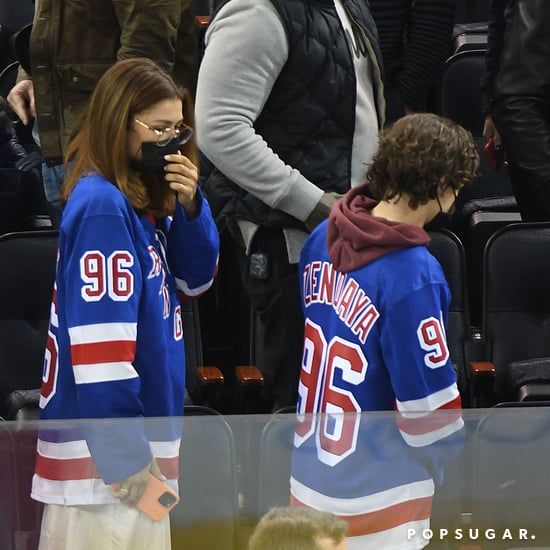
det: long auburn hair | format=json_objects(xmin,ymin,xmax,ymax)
[{"xmin": 62, "ymin": 57, "xmax": 198, "ymax": 217}]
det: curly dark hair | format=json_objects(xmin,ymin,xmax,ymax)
[{"xmin": 367, "ymin": 113, "xmax": 479, "ymax": 209}]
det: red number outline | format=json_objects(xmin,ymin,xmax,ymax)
[{"xmin": 295, "ymin": 320, "xmax": 367, "ymax": 466}]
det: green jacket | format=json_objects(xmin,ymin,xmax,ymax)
[{"xmin": 24, "ymin": 0, "xmax": 196, "ymax": 165}]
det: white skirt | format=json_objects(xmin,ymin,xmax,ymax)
[{"xmin": 37, "ymin": 502, "xmax": 171, "ymax": 550}]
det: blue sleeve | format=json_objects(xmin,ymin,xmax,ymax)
[
  {"xmin": 166, "ymin": 189, "xmax": 219, "ymax": 299},
  {"xmin": 399, "ymin": 413, "xmax": 466, "ymax": 487},
  {"xmin": 381, "ymin": 283, "xmax": 461, "ymax": 413}
]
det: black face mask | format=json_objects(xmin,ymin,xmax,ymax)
[
  {"xmin": 424, "ymin": 202, "xmax": 456, "ymax": 231},
  {"xmin": 130, "ymin": 136, "xmax": 185, "ymax": 173}
]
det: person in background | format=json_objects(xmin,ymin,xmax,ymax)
[
  {"xmin": 369, "ymin": 0, "xmax": 456, "ymax": 124},
  {"xmin": 195, "ymin": 0, "xmax": 385, "ymax": 412},
  {"xmin": 7, "ymin": 0, "xmax": 198, "ymax": 227},
  {"xmin": 0, "ymin": 96, "xmax": 47, "ymax": 234},
  {"xmin": 480, "ymin": 0, "xmax": 517, "ymax": 152},
  {"xmin": 491, "ymin": 0, "xmax": 550, "ymax": 221},
  {"xmin": 31, "ymin": 57, "xmax": 219, "ymax": 550},
  {"xmin": 248, "ymin": 507, "xmax": 348, "ymax": 550}
]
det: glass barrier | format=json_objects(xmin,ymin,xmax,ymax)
[{"xmin": 1, "ymin": 407, "xmax": 550, "ymax": 549}]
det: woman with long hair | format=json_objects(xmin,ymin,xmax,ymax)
[{"xmin": 31, "ymin": 57, "xmax": 219, "ymax": 550}]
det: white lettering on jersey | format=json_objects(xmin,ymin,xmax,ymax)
[
  {"xmin": 148, "ymin": 242, "xmax": 170, "ymax": 318},
  {"xmin": 107, "ymin": 251, "xmax": 134, "ymax": 301},
  {"xmin": 296, "ymin": 320, "xmax": 368, "ymax": 466},
  {"xmin": 174, "ymin": 305, "xmax": 183, "ymax": 341},
  {"xmin": 80, "ymin": 251, "xmax": 106, "ymax": 301},
  {"xmin": 147, "ymin": 246, "xmax": 163, "ymax": 279},
  {"xmin": 41, "ymin": 329, "xmax": 59, "ymax": 408},
  {"xmin": 41, "ymin": 289, "xmax": 59, "ymax": 408},
  {"xmin": 80, "ymin": 250, "xmax": 134, "ymax": 302},
  {"xmin": 160, "ymin": 267, "xmax": 170, "ymax": 320},
  {"xmin": 303, "ymin": 261, "xmax": 379, "ymax": 343},
  {"xmin": 417, "ymin": 315, "xmax": 450, "ymax": 369}
]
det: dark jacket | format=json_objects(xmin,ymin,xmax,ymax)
[
  {"xmin": 368, "ymin": 0, "xmax": 455, "ymax": 120},
  {"xmin": 0, "ymin": 109, "xmax": 26, "ymax": 164},
  {"xmin": 22, "ymin": 0, "xmax": 193, "ymax": 165},
  {"xmin": 0, "ymin": 107, "xmax": 46, "ymax": 234},
  {"xmin": 492, "ymin": 0, "xmax": 550, "ymax": 197},
  {"xmin": 480, "ymin": 0, "xmax": 517, "ymax": 114},
  {"xmin": 203, "ymin": 0, "xmax": 384, "ymax": 230}
]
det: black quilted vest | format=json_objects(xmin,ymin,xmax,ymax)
[{"xmin": 202, "ymin": 0, "xmax": 383, "ymax": 230}]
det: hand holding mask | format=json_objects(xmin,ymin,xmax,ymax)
[{"xmin": 132, "ymin": 126, "xmax": 194, "ymax": 172}]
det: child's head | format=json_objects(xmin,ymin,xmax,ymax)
[
  {"xmin": 248, "ymin": 506, "xmax": 348, "ymax": 550},
  {"xmin": 367, "ymin": 113, "xmax": 479, "ymax": 209}
]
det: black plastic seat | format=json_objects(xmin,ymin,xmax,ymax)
[
  {"xmin": 470, "ymin": 222, "xmax": 550, "ymax": 406},
  {"xmin": 427, "ymin": 229, "xmax": 473, "ymax": 406},
  {"xmin": 470, "ymin": 407, "xmax": 550, "ymax": 548},
  {"xmin": 171, "ymin": 409, "xmax": 239, "ymax": 549},
  {"xmin": 0, "ymin": 230, "xmax": 58, "ymax": 419}
]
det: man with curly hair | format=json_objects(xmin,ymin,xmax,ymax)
[{"xmin": 297, "ymin": 113, "xmax": 479, "ymax": 414}]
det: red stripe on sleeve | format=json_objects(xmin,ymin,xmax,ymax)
[
  {"xmin": 157, "ymin": 456, "xmax": 179, "ymax": 480},
  {"xmin": 396, "ymin": 396, "xmax": 462, "ymax": 436},
  {"xmin": 35, "ymin": 455, "xmax": 101, "ymax": 481},
  {"xmin": 71, "ymin": 340, "xmax": 136, "ymax": 365}
]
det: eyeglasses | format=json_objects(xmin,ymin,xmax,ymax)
[{"xmin": 133, "ymin": 117, "xmax": 194, "ymax": 147}]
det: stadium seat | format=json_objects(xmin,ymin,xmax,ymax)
[
  {"xmin": 427, "ymin": 229, "xmax": 473, "ymax": 406},
  {"xmin": 181, "ymin": 298, "xmax": 225, "ymax": 410},
  {"xmin": 232, "ymin": 307, "xmax": 264, "ymax": 414},
  {"xmin": 0, "ymin": 422, "xmax": 43, "ymax": 548},
  {"xmin": 470, "ymin": 222, "xmax": 550, "ymax": 406},
  {"xmin": 183, "ymin": 293, "xmax": 264, "ymax": 414},
  {"xmin": 255, "ymin": 407, "xmax": 295, "ymax": 516},
  {"xmin": 194, "ymin": 0, "xmax": 216, "ymax": 58},
  {"xmin": 456, "ymin": 196, "xmax": 521, "ymax": 327},
  {"xmin": 437, "ymin": 47, "xmax": 514, "ymax": 206},
  {"xmin": 439, "ymin": 49, "xmax": 486, "ymax": 137},
  {"xmin": 3, "ymin": 388, "xmax": 40, "ymax": 421},
  {"xmin": 452, "ymin": 22, "xmax": 488, "ymax": 55},
  {"xmin": 437, "ymin": 45, "xmax": 519, "ymax": 328},
  {"xmin": 0, "ymin": 230, "xmax": 58, "ymax": 420},
  {"xmin": 171, "ymin": 407, "xmax": 240, "ymax": 550},
  {"xmin": 0, "ymin": 0, "xmax": 34, "ymax": 75},
  {"xmin": 454, "ymin": 0, "xmax": 488, "ymax": 25},
  {"xmin": 469, "ymin": 406, "xmax": 550, "ymax": 549},
  {"xmin": 194, "ymin": 0, "xmax": 216, "ymax": 16}
]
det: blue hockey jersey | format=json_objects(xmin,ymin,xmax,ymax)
[
  {"xmin": 297, "ymin": 190, "xmax": 461, "ymax": 416},
  {"xmin": 292, "ymin": 187, "xmax": 463, "ymax": 548},
  {"xmin": 32, "ymin": 174, "xmax": 219, "ymax": 505},
  {"xmin": 291, "ymin": 411, "xmax": 465, "ymax": 550}
]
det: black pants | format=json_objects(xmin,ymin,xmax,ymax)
[
  {"xmin": 508, "ymin": 160, "xmax": 550, "ymax": 222},
  {"xmin": 235, "ymin": 227, "xmax": 304, "ymax": 412}
]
